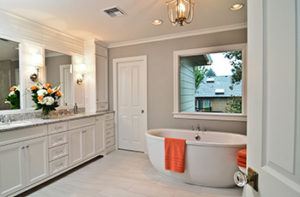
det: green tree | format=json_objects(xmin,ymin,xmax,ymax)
[
  {"xmin": 225, "ymin": 96, "xmax": 242, "ymax": 113},
  {"xmin": 224, "ymin": 51, "xmax": 242, "ymax": 85},
  {"xmin": 194, "ymin": 66, "xmax": 208, "ymax": 90},
  {"xmin": 206, "ymin": 68, "xmax": 216, "ymax": 77},
  {"xmin": 224, "ymin": 51, "xmax": 243, "ymax": 113}
]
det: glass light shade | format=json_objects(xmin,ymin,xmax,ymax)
[
  {"xmin": 76, "ymin": 64, "xmax": 87, "ymax": 74},
  {"xmin": 32, "ymin": 53, "xmax": 43, "ymax": 67},
  {"xmin": 167, "ymin": 0, "xmax": 194, "ymax": 26}
]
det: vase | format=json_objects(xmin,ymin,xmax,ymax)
[{"xmin": 41, "ymin": 109, "xmax": 51, "ymax": 119}]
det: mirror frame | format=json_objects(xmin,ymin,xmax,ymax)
[{"xmin": 173, "ymin": 43, "xmax": 247, "ymax": 121}]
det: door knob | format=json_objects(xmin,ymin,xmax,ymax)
[
  {"xmin": 141, "ymin": 110, "xmax": 144, "ymax": 114},
  {"xmin": 234, "ymin": 167, "xmax": 258, "ymax": 191}
]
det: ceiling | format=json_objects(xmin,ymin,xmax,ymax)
[{"xmin": 0, "ymin": 0, "xmax": 247, "ymax": 44}]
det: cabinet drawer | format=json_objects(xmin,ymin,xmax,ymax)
[
  {"xmin": 104, "ymin": 119, "xmax": 114, "ymax": 129},
  {"xmin": 48, "ymin": 122, "xmax": 68, "ymax": 134},
  {"xmin": 68, "ymin": 117, "xmax": 95, "ymax": 130},
  {"xmin": 105, "ymin": 136, "xmax": 115, "ymax": 148},
  {"xmin": 105, "ymin": 128, "xmax": 114, "ymax": 138},
  {"xmin": 49, "ymin": 156, "xmax": 68, "ymax": 175},
  {"xmin": 49, "ymin": 144, "xmax": 68, "ymax": 161},
  {"xmin": 49, "ymin": 132, "xmax": 68, "ymax": 148},
  {"xmin": 97, "ymin": 102, "xmax": 108, "ymax": 112},
  {"xmin": 104, "ymin": 113, "xmax": 114, "ymax": 120}
]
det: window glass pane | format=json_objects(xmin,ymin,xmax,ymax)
[{"xmin": 179, "ymin": 50, "xmax": 242, "ymax": 113}]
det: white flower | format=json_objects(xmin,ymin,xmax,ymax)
[
  {"xmin": 9, "ymin": 91, "xmax": 15, "ymax": 96},
  {"xmin": 41, "ymin": 96, "xmax": 55, "ymax": 106},
  {"xmin": 37, "ymin": 89, "xmax": 47, "ymax": 96},
  {"xmin": 16, "ymin": 85, "xmax": 20, "ymax": 91}
]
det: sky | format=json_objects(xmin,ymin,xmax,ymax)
[{"xmin": 206, "ymin": 52, "xmax": 234, "ymax": 76}]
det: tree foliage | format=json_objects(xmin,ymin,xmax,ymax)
[
  {"xmin": 225, "ymin": 96, "xmax": 242, "ymax": 113},
  {"xmin": 224, "ymin": 51, "xmax": 242, "ymax": 85},
  {"xmin": 194, "ymin": 66, "xmax": 208, "ymax": 90}
]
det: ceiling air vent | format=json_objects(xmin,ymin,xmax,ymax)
[{"xmin": 103, "ymin": 7, "xmax": 126, "ymax": 17}]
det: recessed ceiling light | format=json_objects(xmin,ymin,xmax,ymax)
[
  {"xmin": 230, "ymin": 3, "xmax": 244, "ymax": 11},
  {"xmin": 152, "ymin": 19, "xmax": 163, "ymax": 25}
]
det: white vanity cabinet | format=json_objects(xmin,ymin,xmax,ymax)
[
  {"xmin": 0, "ymin": 141, "xmax": 25, "ymax": 196},
  {"xmin": 24, "ymin": 137, "xmax": 49, "ymax": 185},
  {"xmin": 95, "ymin": 43, "xmax": 108, "ymax": 112},
  {"xmin": 0, "ymin": 113, "xmax": 114, "ymax": 197},
  {"xmin": 95, "ymin": 116, "xmax": 105, "ymax": 154},
  {"xmin": 0, "ymin": 136, "xmax": 48, "ymax": 197},
  {"xmin": 68, "ymin": 120, "xmax": 96, "ymax": 166}
]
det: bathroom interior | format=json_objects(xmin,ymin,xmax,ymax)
[{"xmin": 0, "ymin": 0, "xmax": 299, "ymax": 197}]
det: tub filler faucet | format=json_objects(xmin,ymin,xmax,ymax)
[{"xmin": 192, "ymin": 125, "xmax": 201, "ymax": 141}]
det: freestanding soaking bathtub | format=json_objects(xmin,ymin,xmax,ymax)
[{"xmin": 146, "ymin": 129, "xmax": 246, "ymax": 187}]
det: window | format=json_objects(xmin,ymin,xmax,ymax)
[{"xmin": 173, "ymin": 44, "xmax": 247, "ymax": 121}]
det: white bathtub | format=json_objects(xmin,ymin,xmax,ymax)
[{"xmin": 146, "ymin": 129, "xmax": 246, "ymax": 187}]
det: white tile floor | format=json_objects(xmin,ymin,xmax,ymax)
[{"xmin": 28, "ymin": 150, "xmax": 242, "ymax": 197}]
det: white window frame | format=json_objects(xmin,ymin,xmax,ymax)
[{"xmin": 173, "ymin": 43, "xmax": 247, "ymax": 121}]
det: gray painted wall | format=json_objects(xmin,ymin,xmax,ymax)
[{"xmin": 108, "ymin": 29, "xmax": 247, "ymax": 135}]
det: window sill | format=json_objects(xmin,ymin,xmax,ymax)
[{"xmin": 173, "ymin": 112, "xmax": 247, "ymax": 122}]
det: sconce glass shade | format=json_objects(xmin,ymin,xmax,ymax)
[
  {"xmin": 167, "ymin": 0, "xmax": 194, "ymax": 26},
  {"xmin": 32, "ymin": 53, "xmax": 43, "ymax": 67},
  {"xmin": 76, "ymin": 64, "xmax": 87, "ymax": 74}
]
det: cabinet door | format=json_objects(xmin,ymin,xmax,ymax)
[
  {"xmin": 95, "ymin": 116, "xmax": 105, "ymax": 154},
  {"xmin": 0, "ymin": 142, "xmax": 25, "ymax": 196},
  {"xmin": 96, "ymin": 55, "xmax": 108, "ymax": 111},
  {"xmin": 69, "ymin": 128, "xmax": 83, "ymax": 166},
  {"xmin": 25, "ymin": 137, "xmax": 48, "ymax": 185},
  {"xmin": 82, "ymin": 126, "xmax": 96, "ymax": 159}
]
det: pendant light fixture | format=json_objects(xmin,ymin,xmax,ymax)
[{"xmin": 167, "ymin": 0, "xmax": 194, "ymax": 26}]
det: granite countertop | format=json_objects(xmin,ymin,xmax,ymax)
[{"xmin": 0, "ymin": 111, "xmax": 114, "ymax": 132}]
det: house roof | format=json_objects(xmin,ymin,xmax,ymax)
[{"xmin": 195, "ymin": 76, "xmax": 242, "ymax": 98}]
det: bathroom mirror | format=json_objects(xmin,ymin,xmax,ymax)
[
  {"xmin": 0, "ymin": 38, "xmax": 20, "ymax": 111},
  {"xmin": 45, "ymin": 49, "xmax": 73, "ymax": 107},
  {"xmin": 173, "ymin": 44, "xmax": 247, "ymax": 120}
]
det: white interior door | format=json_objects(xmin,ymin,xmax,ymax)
[
  {"xmin": 113, "ymin": 56, "xmax": 147, "ymax": 152},
  {"xmin": 60, "ymin": 64, "xmax": 73, "ymax": 106},
  {"xmin": 246, "ymin": 0, "xmax": 300, "ymax": 196}
]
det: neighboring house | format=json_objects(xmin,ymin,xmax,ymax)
[
  {"xmin": 179, "ymin": 55, "xmax": 212, "ymax": 112},
  {"xmin": 195, "ymin": 76, "xmax": 242, "ymax": 112}
]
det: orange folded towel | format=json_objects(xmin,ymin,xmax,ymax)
[
  {"xmin": 237, "ymin": 160, "xmax": 246, "ymax": 168},
  {"xmin": 237, "ymin": 156, "xmax": 247, "ymax": 163},
  {"xmin": 237, "ymin": 149, "xmax": 247, "ymax": 158},
  {"xmin": 165, "ymin": 137, "xmax": 186, "ymax": 173}
]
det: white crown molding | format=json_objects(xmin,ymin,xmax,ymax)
[
  {"xmin": 108, "ymin": 23, "xmax": 247, "ymax": 48},
  {"xmin": 0, "ymin": 9, "xmax": 84, "ymax": 54}
]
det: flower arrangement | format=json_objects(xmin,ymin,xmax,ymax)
[
  {"xmin": 5, "ymin": 85, "xmax": 20, "ymax": 109},
  {"xmin": 30, "ymin": 83, "xmax": 62, "ymax": 118}
]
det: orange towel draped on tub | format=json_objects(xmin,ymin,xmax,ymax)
[{"xmin": 165, "ymin": 137, "xmax": 186, "ymax": 173}]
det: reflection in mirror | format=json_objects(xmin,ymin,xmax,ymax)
[
  {"xmin": 180, "ymin": 50, "xmax": 242, "ymax": 113},
  {"xmin": 45, "ymin": 49, "xmax": 73, "ymax": 107},
  {"xmin": 0, "ymin": 38, "xmax": 20, "ymax": 110}
]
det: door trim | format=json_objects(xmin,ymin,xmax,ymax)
[{"xmin": 113, "ymin": 55, "xmax": 148, "ymax": 152}]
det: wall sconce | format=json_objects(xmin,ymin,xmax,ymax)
[
  {"xmin": 30, "ymin": 53, "xmax": 43, "ymax": 82},
  {"xmin": 76, "ymin": 64, "xmax": 87, "ymax": 85}
]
